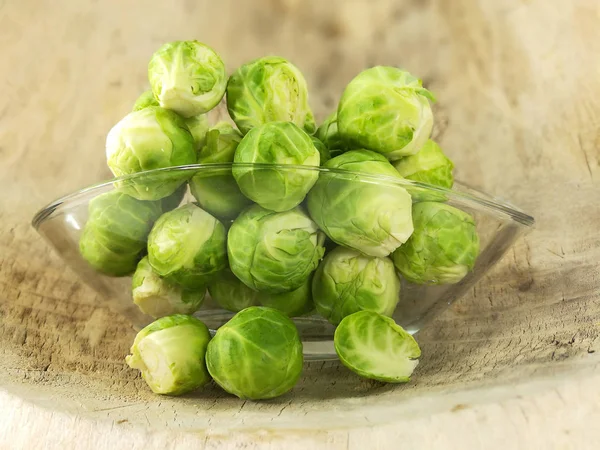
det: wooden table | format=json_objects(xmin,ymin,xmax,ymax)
[{"xmin": 1, "ymin": 0, "xmax": 599, "ymax": 448}]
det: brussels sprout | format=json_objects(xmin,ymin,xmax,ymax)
[
  {"xmin": 260, "ymin": 276, "xmax": 314, "ymax": 317},
  {"xmin": 189, "ymin": 122, "xmax": 252, "ymax": 219},
  {"xmin": 392, "ymin": 202, "xmax": 479, "ymax": 285},
  {"xmin": 126, "ymin": 314, "xmax": 212, "ymax": 395},
  {"xmin": 160, "ymin": 182, "xmax": 188, "ymax": 213},
  {"xmin": 312, "ymin": 247, "xmax": 399, "ymax": 325},
  {"xmin": 131, "ymin": 89, "xmax": 209, "ymax": 152},
  {"xmin": 132, "ymin": 257, "xmax": 205, "ymax": 318},
  {"xmin": 79, "ymin": 227, "xmax": 140, "ymax": 277},
  {"xmin": 226, "ymin": 56, "xmax": 315, "ymax": 135},
  {"xmin": 132, "ymin": 90, "xmax": 159, "ymax": 112},
  {"xmin": 393, "ymin": 140, "xmax": 454, "ymax": 202},
  {"xmin": 337, "ymin": 67, "xmax": 434, "ymax": 160},
  {"xmin": 334, "ymin": 311, "xmax": 420, "ymax": 383},
  {"xmin": 148, "ymin": 40, "xmax": 227, "ymax": 117},
  {"xmin": 206, "ymin": 307, "xmax": 303, "ymax": 399},
  {"xmin": 227, "ymin": 205, "xmax": 325, "ymax": 293},
  {"xmin": 106, "ymin": 106, "xmax": 196, "ymax": 200},
  {"xmin": 233, "ymin": 122, "xmax": 320, "ymax": 212},
  {"xmin": 85, "ymin": 191, "xmax": 162, "ymax": 253},
  {"xmin": 207, "ymin": 268, "xmax": 260, "ymax": 312},
  {"xmin": 393, "ymin": 140, "xmax": 454, "ymax": 187},
  {"xmin": 79, "ymin": 191, "xmax": 162, "ymax": 276},
  {"xmin": 148, "ymin": 203, "xmax": 227, "ymax": 289},
  {"xmin": 310, "ymin": 135, "xmax": 331, "ymax": 164},
  {"xmin": 318, "ymin": 148, "xmax": 401, "ymax": 177},
  {"xmin": 315, "ymin": 112, "xmax": 347, "ymax": 154},
  {"xmin": 306, "ymin": 150, "xmax": 413, "ymax": 257}
]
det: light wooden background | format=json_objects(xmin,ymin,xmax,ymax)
[{"xmin": 1, "ymin": 0, "xmax": 599, "ymax": 448}]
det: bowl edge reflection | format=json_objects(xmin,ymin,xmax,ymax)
[{"xmin": 31, "ymin": 163, "xmax": 535, "ymax": 230}]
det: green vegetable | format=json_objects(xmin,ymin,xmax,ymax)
[
  {"xmin": 226, "ymin": 56, "xmax": 315, "ymax": 134},
  {"xmin": 393, "ymin": 139, "xmax": 454, "ymax": 202},
  {"xmin": 393, "ymin": 140, "xmax": 454, "ymax": 187},
  {"xmin": 392, "ymin": 202, "xmax": 479, "ymax": 284},
  {"xmin": 334, "ymin": 311, "xmax": 420, "ymax": 383},
  {"xmin": 79, "ymin": 191, "xmax": 162, "ymax": 276},
  {"xmin": 306, "ymin": 150, "xmax": 413, "ymax": 257},
  {"xmin": 132, "ymin": 257, "xmax": 205, "ymax": 318},
  {"xmin": 189, "ymin": 122, "xmax": 251, "ymax": 219},
  {"xmin": 106, "ymin": 106, "xmax": 196, "ymax": 200},
  {"xmin": 184, "ymin": 114, "xmax": 210, "ymax": 151},
  {"xmin": 148, "ymin": 40, "xmax": 227, "ymax": 117},
  {"xmin": 315, "ymin": 112, "xmax": 346, "ymax": 154},
  {"xmin": 85, "ymin": 191, "xmax": 162, "ymax": 252},
  {"xmin": 132, "ymin": 90, "xmax": 159, "ymax": 111},
  {"xmin": 206, "ymin": 307, "xmax": 303, "ymax": 399},
  {"xmin": 260, "ymin": 276, "xmax": 314, "ymax": 317},
  {"xmin": 79, "ymin": 227, "xmax": 141, "ymax": 277},
  {"xmin": 337, "ymin": 67, "xmax": 434, "ymax": 160},
  {"xmin": 227, "ymin": 204, "xmax": 325, "ymax": 293},
  {"xmin": 207, "ymin": 268, "xmax": 260, "ymax": 312},
  {"xmin": 312, "ymin": 247, "xmax": 399, "ymax": 325},
  {"xmin": 233, "ymin": 121, "xmax": 320, "ymax": 211},
  {"xmin": 126, "ymin": 314, "xmax": 212, "ymax": 395},
  {"xmin": 147, "ymin": 203, "xmax": 227, "ymax": 289}
]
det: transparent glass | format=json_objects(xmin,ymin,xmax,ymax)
[{"xmin": 32, "ymin": 164, "xmax": 534, "ymax": 360}]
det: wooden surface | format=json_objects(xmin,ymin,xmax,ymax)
[{"xmin": 1, "ymin": 0, "xmax": 599, "ymax": 448}]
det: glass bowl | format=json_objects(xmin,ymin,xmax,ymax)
[{"xmin": 32, "ymin": 163, "xmax": 534, "ymax": 360}]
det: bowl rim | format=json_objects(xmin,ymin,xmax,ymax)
[{"xmin": 31, "ymin": 163, "xmax": 535, "ymax": 229}]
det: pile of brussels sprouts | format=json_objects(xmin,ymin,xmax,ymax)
[{"xmin": 78, "ymin": 40, "xmax": 480, "ymax": 399}]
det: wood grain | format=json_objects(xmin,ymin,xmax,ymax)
[{"xmin": 0, "ymin": 0, "xmax": 599, "ymax": 448}]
